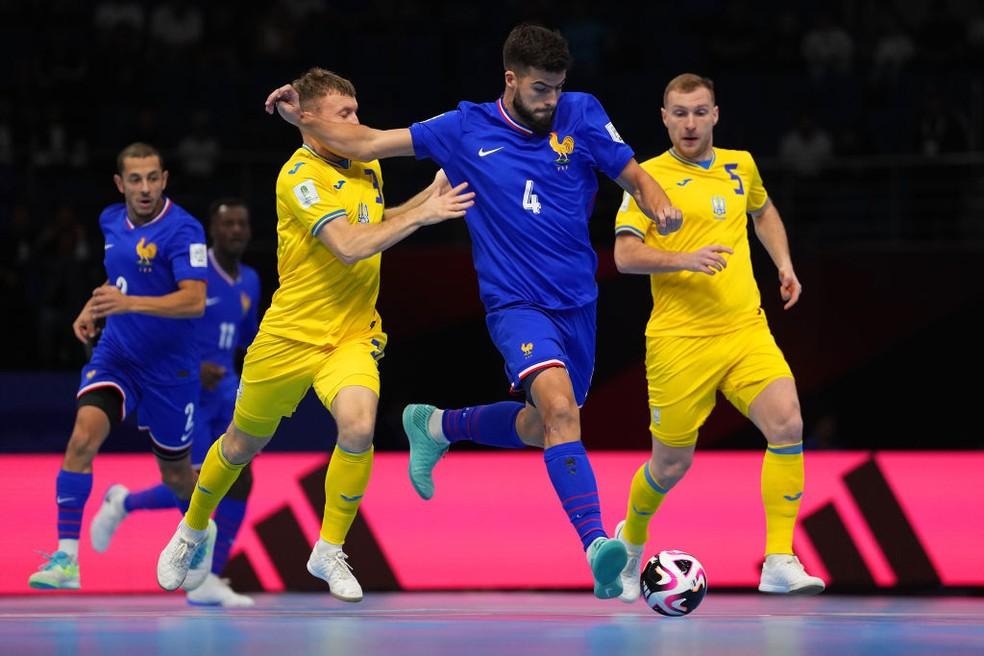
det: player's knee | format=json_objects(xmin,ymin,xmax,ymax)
[
  {"xmin": 337, "ymin": 423, "xmax": 375, "ymax": 453},
  {"xmin": 651, "ymin": 453, "xmax": 693, "ymax": 489},
  {"xmin": 768, "ymin": 405, "xmax": 803, "ymax": 444},
  {"xmin": 222, "ymin": 428, "xmax": 265, "ymax": 465},
  {"xmin": 537, "ymin": 394, "xmax": 580, "ymax": 433}
]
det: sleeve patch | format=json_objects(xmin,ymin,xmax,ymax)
[
  {"xmin": 189, "ymin": 243, "xmax": 207, "ymax": 267},
  {"xmin": 618, "ymin": 191, "xmax": 631, "ymax": 212},
  {"xmin": 605, "ymin": 122, "xmax": 624, "ymax": 144},
  {"xmin": 293, "ymin": 179, "xmax": 321, "ymax": 208}
]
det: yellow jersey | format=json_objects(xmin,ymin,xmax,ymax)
[
  {"xmin": 261, "ymin": 145, "xmax": 385, "ymax": 346},
  {"xmin": 615, "ymin": 147, "xmax": 769, "ymax": 337}
]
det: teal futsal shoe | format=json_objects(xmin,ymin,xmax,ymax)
[
  {"xmin": 28, "ymin": 551, "xmax": 80, "ymax": 590},
  {"xmin": 586, "ymin": 536, "xmax": 628, "ymax": 600},
  {"xmin": 402, "ymin": 404, "xmax": 448, "ymax": 500}
]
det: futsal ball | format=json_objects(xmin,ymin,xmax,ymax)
[{"xmin": 640, "ymin": 550, "xmax": 708, "ymax": 616}]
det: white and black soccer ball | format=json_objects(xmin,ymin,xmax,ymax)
[{"xmin": 640, "ymin": 550, "xmax": 708, "ymax": 616}]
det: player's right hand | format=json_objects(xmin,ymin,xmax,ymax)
[
  {"xmin": 264, "ymin": 84, "xmax": 302, "ymax": 125},
  {"xmin": 684, "ymin": 245, "xmax": 734, "ymax": 275},
  {"xmin": 200, "ymin": 361, "xmax": 227, "ymax": 391},
  {"xmin": 654, "ymin": 204, "xmax": 684, "ymax": 235}
]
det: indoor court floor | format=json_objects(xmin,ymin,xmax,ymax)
[{"xmin": 2, "ymin": 592, "xmax": 982, "ymax": 655}]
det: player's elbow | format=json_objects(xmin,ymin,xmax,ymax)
[
  {"xmin": 186, "ymin": 294, "xmax": 206, "ymax": 318},
  {"xmin": 613, "ymin": 240, "xmax": 638, "ymax": 274},
  {"xmin": 335, "ymin": 245, "xmax": 366, "ymax": 266}
]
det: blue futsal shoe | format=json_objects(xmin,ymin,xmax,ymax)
[
  {"xmin": 402, "ymin": 404, "xmax": 448, "ymax": 500},
  {"xmin": 586, "ymin": 536, "xmax": 628, "ymax": 600}
]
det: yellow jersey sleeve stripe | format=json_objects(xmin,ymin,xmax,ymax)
[
  {"xmin": 615, "ymin": 225, "xmax": 646, "ymax": 239},
  {"xmin": 311, "ymin": 209, "xmax": 348, "ymax": 236}
]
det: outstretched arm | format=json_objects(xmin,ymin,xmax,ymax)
[
  {"xmin": 751, "ymin": 200, "xmax": 801, "ymax": 309},
  {"xmin": 616, "ymin": 159, "xmax": 683, "ymax": 235},
  {"xmin": 265, "ymin": 84, "xmax": 414, "ymax": 161},
  {"xmin": 317, "ymin": 180, "xmax": 474, "ymax": 265}
]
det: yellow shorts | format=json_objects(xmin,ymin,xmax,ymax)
[
  {"xmin": 645, "ymin": 316, "xmax": 792, "ymax": 447},
  {"xmin": 233, "ymin": 328, "xmax": 387, "ymax": 438}
]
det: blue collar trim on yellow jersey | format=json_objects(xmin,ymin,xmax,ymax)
[
  {"xmin": 669, "ymin": 148, "xmax": 715, "ymax": 169},
  {"xmin": 302, "ymin": 144, "xmax": 351, "ymax": 169}
]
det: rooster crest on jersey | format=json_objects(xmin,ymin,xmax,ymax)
[
  {"xmin": 135, "ymin": 237, "xmax": 158, "ymax": 271},
  {"xmin": 549, "ymin": 132, "xmax": 575, "ymax": 166}
]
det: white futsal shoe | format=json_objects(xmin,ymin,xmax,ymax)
[
  {"xmin": 90, "ymin": 484, "xmax": 129, "ymax": 553},
  {"xmin": 186, "ymin": 573, "xmax": 255, "ymax": 608},
  {"xmin": 307, "ymin": 540, "xmax": 363, "ymax": 602},
  {"xmin": 614, "ymin": 520, "xmax": 645, "ymax": 603},
  {"xmin": 157, "ymin": 519, "xmax": 217, "ymax": 591},
  {"xmin": 758, "ymin": 554, "xmax": 826, "ymax": 594}
]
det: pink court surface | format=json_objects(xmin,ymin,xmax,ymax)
[{"xmin": 2, "ymin": 592, "xmax": 983, "ymax": 655}]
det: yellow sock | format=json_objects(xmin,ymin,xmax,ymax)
[
  {"xmin": 761, "ymin": 442, "xmax": 804, "ymax": 555},
  {"xmin": 320, "ymin": 445, "xmax": 374, "ymax": 544},
  {"xmin": 622, "ymin": 462, "xmax": 668, "ymax": 545},
  {"xmin": 186, "ymin": 436, "xmax": 245, "ymax": 530}
]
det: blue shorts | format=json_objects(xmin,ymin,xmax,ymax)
[
  {"xmin": 191, "ymin": 374, "xmax": 238, "ymax": 465},
  {"xmin": 77, "ymin": 346, "xmax": 199, "ymax": 458},
  {"xmin": 485, "ymin": 302, "xmax": 596, "ymax": 406}
]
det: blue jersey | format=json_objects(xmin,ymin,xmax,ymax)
[
  {"xmin": 96, "ymin": 198, "xmax": 208, "ymax": 382},
  {"xmin": 410, "ymin": 92, "xmax": 634, "ymax": 311},
  {"xmin": 196, "ymin": 249, "xmax": 260, "ymax": 373}
]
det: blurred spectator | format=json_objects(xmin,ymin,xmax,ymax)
[
  {"xmin": 915, "ymin": 89, "xmax": 969, "ymax": 157},
  {"xmin": 0, "ymin": 205, "xmax": 40, "ymax": 367},
  {"xmin": 0, "ymin": 100, "xmax": 12, "ymax": 167},
  {"xmin": 870, "ymin": 14, "xmax": 916, "ymax": 85},
  {"xmin": 34, "ymin": 204, "xmax": 92, "ymax": 367},
  {"xmin": 93, "ymin": 0, "xmax": 144, "ymax": 33},
  {"xmin": 801, "ymin": 11, "xmax": 854, "ymax": 79},
  {"xmin": 149, "ymin": 0, "xmax": 204, "ymax": 50},
  {"xmin": 778, "ymin": 114, "xmax": 834, "ymax": 178},
  {"xmin": 30, "ymin": 106, "xmax": 89, "ymax": 170},
  {"xmin": 176, "ymin": 111, "xmax": 221, "ymax": 179}
]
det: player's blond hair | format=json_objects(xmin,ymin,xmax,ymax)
[
  {"xmin": 293, "ymin": 67, "xmax": 357, "ymax": 105},
  {"xmin": 116, "ymin": 142, "xmax": 163, "ymax": 174},
  {"xmin": 663, "ymin": 74, "xmax": 716, "ymax": 107}
]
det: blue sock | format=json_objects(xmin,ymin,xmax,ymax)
[
  {"xmin": 211, "ymin": 498, "xmax": 247, "ymax": 574},
  {"xmin": 544, "ymin": 441, "xmax": 606, "ymax": 550},
  {"xmin": 56, "ymin": 470, "xmax": 92, "ymax": 541},
  {"xmin": 123, "ymin": 484, "xmax": 179, "ymax": 512},
  {"xmin": 442, "ymin": 401, "xmax": 526, "ymax": 448}
]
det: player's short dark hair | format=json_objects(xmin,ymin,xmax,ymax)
[
  {"xmin": 663, "ymin": 74, "xmax": 716, "ymax": 107},
  {"xmin": 116, "ymin": 142, "xmax": 164, "ymax": 174},
  {"xmin": 293, "ymin": 67, "xmax": 357, "ymax": 104},
  {"xmin": 502, "ymin": 23, "xmax": 571, "ymax": 74},
  {"xmin": 208, "ymin": 197, "xmax": 249, "ymax": 224}
]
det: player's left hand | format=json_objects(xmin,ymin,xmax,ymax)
[
  {"xmin": 264, "ymin": 84, "xmax": 302, "ymax": 126},
  {"xmin": 654, "ymin": 203, "xmax": 683, "ymax": 236},
  {"xmin": 778, "ymin": 267, "xmax": 801, "ymax": 310},
  {"xmin": 89, "ymin": 284, "xmax": 131, "ymax": 319}
]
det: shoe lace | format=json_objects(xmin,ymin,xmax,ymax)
[
  {"xmin": 34, "ymin": 550, "xmax": 62, "ymax": 570},
  {"xmin": 323, "ymin": 550, "xmax": 354, "ymax": 577},
  {"xmin": 171, "ymin": 538, "xmax": 197, "ymax": 569}
]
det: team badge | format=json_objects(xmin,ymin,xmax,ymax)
[
  {"xmin": 710, "ymin": 195, "xmax": 727, "ymax": 219},
  {"xmin": 358, "ymin": 203, "xmax": 370, "ymax": 223},
  {"xmin": 549, "ymin": 132, "xmax": 575, "ymax": 167},
  {"xmin": 86, "ymin": 369, "xmax": 97, "ymax": 380},
  {"xmin": 135, "ymin": 237, "xmax": 157, "ymax": 271},
  {"xmin": 521, "ymin": 342, "xmax": 534, "ymax": 358},
  {"xmin": 240, "ymin": 291, "xmax": 252, "ymax": 315},
  {"xmin": 652, "ymin": 407, "xmax": 662, "ymax": 426}
]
